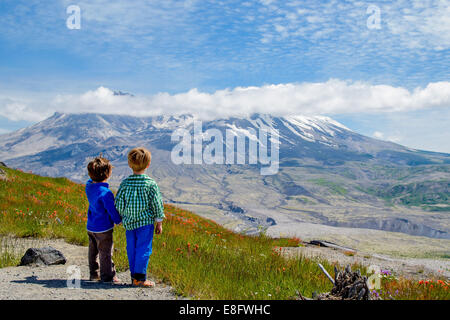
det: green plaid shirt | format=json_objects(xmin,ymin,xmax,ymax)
[{"xmin": 114, "ymin": 174, "xmax": 165, "ymax": 230}]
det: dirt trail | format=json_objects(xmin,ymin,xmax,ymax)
[
  {"xmin": 0, "ymin": 238, "xmax": 184, "ymax": 300},
  {"xmin": 1, "ymin": 237, "xmax": 448, "ymax": 300}
]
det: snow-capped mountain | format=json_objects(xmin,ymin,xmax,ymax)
[
  {"xmin": 1, "ymin": 112, "xmax": 449, "ymax": 239},
  {"xmin": 0, "ymin": 111, "xmax": 413, "ymax": 162}
]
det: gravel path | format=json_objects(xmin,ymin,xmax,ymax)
[
  {"xmin": 1, "ymin": 236, "xmax": 448, "ymax": 300},
  {"xmin": 0, "ymin": 238, "xmax": 185, "ymax": 300}
]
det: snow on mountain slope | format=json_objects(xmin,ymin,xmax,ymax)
[{"xmin": 0, "ymin": 112, "xmax": 439, "ymax": 163}]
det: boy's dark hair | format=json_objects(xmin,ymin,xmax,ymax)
[{"xmin": 87, "ymin": 157, "xmax": 112, "ymax": 182}]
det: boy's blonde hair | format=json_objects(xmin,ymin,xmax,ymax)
[{"xmin": 128, "ymin": 147, "xmax": 151, "ymax": 172}]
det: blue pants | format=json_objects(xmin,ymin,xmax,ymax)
[{"xmin": 125, "ymin": 224, "xmax": 154, "ymax": 281}]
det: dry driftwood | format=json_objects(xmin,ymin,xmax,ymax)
[
  {"xmin": 297, "ymin": 264, "xmax": 376, "ymax": 300},
  {"xmin": 321, "ymin": 264, "xmax": 374, "ymax": 300},
  {"xmin": 318, "ymin": 263, "xmax": 335, "ymax": 285},
  {"xmin": 308, "ymin": 240, "xmax": 357, "ymax": 253}
]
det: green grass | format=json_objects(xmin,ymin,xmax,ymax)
[
  {"xmin": 0, "ymin": 166, "xmax": 449, "ymax": 300},
  {"xmin": 362, "ymin": 180, "xmax": 449, "ymax": 210},
  {"xmin": 308, "ymin": 178, "xmax": 348, "ymax": 196},
  {"xmin": 0, "ymin": 237, "xmax": 22, "ymax": 268}
]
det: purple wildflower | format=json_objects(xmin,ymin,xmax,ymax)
[{"xmin": 381, "ymin": 269, "xmax": 392, "ymax": 276}]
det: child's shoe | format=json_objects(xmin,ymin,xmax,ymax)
[
  {"xmin": 101, "ymin": 276, "xmax": 121, "ymax": 284},
  {"xmin": 89, "ymin": 275, "xmax": 100, "ymax": 281},
  {"xmin": 132, "ymin": 279, "xmax": 155, "ymax": 288},
  {"xmin": 111, "ymin": 276, "xmax": 121, "ymax": 284}
]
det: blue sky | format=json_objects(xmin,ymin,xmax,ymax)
[{"xmin": 0, "ymin": 0, "xmax": 449, "ymax": 152}]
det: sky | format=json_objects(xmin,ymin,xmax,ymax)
[{"xmin": 0, "ymin": 0, "xmax": 449, "ymax": 152}]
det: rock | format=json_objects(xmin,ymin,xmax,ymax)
[
  {"xmin": 0, "ymin": 161, "xmax": 7, "ymax": 167},
  {"xmin": 19, "ymin": 247, "xmax": 67, "ymax": 266}
]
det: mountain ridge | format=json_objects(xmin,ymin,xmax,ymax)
[
  {"xmin": 2, "ymin": 111, "xmax": 443, "ymax": 160},
  {"xmin": 0, "ymin": 112, "xmax": 449, "ymax": 242}
]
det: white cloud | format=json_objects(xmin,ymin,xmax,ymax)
[
  {"xmin": 373, "ymin": 131, "xmax": 384, "ymax": 139},
  {"xmin": 260, "ymin": 0, "xmax": 277, "ymax": 6},
  {"xmin": 1, "ymin": 80, "xmax": 449, "ymax": 122},
  {"xmin": 386, "ymin": 0, "xmax": 450, "ymax": 50},
  {"xmin": 373, "ymin": 131, "xmax": 403, "ymax": 144},
  {"xmin": 257, "ymin": 0, "xmax": 450, "ymax": 50},
  {"xmin": 0, "ymin": 98, "xmax": 45, "ymax": 122},
  {"xmin": 385, "ymin": 135, "xmax": 403, "ymax": 144},
  {"xmin": 1, "ymin": 0, "xmax": 448, "ymax": 91}
]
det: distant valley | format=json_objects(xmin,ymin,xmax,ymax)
[{"xmin": 0, "ymin": 112, "xmax": 449, "ymax": 257}]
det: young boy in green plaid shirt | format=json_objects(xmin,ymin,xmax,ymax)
[{"xmin": 115, "ymin": 147, "xmax": 165, "ymax": 287}]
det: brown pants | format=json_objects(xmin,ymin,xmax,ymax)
[{"xmin": 88, "ymin": 229, "xmax": 116, "ymax": 282}]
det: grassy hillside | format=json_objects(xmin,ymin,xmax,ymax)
[
  {"xmin": 368, "ymin": 180, "xmax": 450, "ymax": 211},
  {"xmin": 0, "ymin": 166, "xmax": 448, "ymax": 300}
]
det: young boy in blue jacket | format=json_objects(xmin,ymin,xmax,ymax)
[{"xmin": 85, "ymin": 156, "xmax": 122, "ymax": 283}]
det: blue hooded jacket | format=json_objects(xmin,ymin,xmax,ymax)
[{"xmin": 85, "ymin": 179, "xmax": 122, "ymax": 232}]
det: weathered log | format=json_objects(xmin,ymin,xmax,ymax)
[
  {"xmin": 308, "ymin": 240, "xmax": 357, "ymax": 253},
  {"xmin": 313, "ymin": 264, "xmax": 376, "ymax": 300},
  {"xmin": 318, "ymin": 263, "xmax": 335, "ymax": 285}
]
